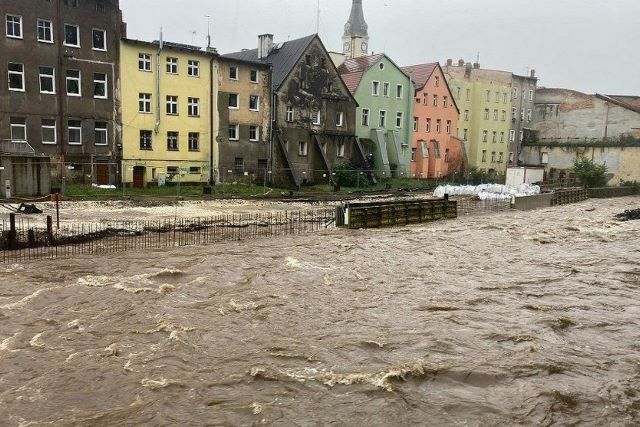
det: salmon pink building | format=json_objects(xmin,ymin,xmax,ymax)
[{"xmin": 402, "ymin": 63, "xmax": 463, "ymax": 178}]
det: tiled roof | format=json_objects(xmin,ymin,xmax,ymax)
[
  {"xmin": 223, "ymin": 34, "xmax": 317, "ymax": 90},
  {"xmin": 339, "ymin": 72, "xmax": 363, "ymax": 93},
  {"xmin": 401, "ymin": 63, "xmax": 437, "ymax": 90},
  {"xmin": 607, "ymin": 95, "xmax": 640, "ymax": 112},
  {"xmin": 337, "ymin": 54, "xmax": 385, "ymax": 94}
]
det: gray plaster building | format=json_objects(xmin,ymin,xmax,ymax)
[
  {"xmin": 509, "ymin": 71, "xmax": 537, "ymax": 166},
  {"xmin": 0, "ymin": 0, "xmax": 123, "ymax": 186}
]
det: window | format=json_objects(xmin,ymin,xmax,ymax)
[
  {"xmin": 298, "ymin": 141, "xmax": 308, "ymax": 156},
  {"xmin": 425, "ymin": 118, "xmax": 431, "ymax": 132},
  {"xmin": 433, "ymin": 141, "xmax": 441, "ymax": 158},
  {"xmin": 500, "ymin": 132, "xmax": 505, "ymax": 143},
  {"xmin": 186, "ymin": 97, "xmax": 199, "ymax": 117},
  {"xmin": 229, "ymin": 66, "xmax": 238, "ymax": 80},
  {"xmin": 445, "ymin": 148, "xmax": 450, "ymax": 163},
  {"xmin": 456, "ymin": 87, "xmax": 461, "ymax": 98},
  {"xmin": 249, "ymin": 95, "xmax": 260, "ymax": 111},
  {"xmin": 443, "ymin": 96, "xmax": 448, "ymax": 108},
  {"xmin": 501, "ymin": 110, "xmax": 506, "ymax": 121},
  {"xmin": 383, "ymin": 82, "xmax": 390, "ymax": 97},
  {"xmin": 361, "ymin": 109, "xmax": 370, "ymax": 126},
  {"xmin": 521, "ymin": 108, "xmax": 525, "ymax": 120},
  {"xmin": 486, "ymin": 90, "xmax": 491, "ymax": 102},
  {"xmin": 466, "ymin": 88, "xmax": 470, "ymax": 100},
  {"xmin": 68, "ymin": 120, "xmax": 82, "ymax": 145},
  {"xmin": 499, "ymin": 152, "xmax": 504, "ymax": 163},
  {"xmin": 336, "ymin": 112, "xmax": 344, "ymax": 127},
  {"xmin": 37, "ymin": 19, "xmax": 53, "ymax": 43},
  {"xmin": 432, "ymin": 75, "xmax": 439, "ymax": 87},
  {"xmin": 413, "ymin": 117, "xmax": 418, "ymax": 131},
  {"xmin": 41, "ymin": 119, "xmax": 56, "ymax": 145},
  {"xmin": 372, "ymin": 81, "xmax": 380, "ymax": 96},
  {"xmin": 512, "ymin": 107, "xmax": 517, "ymax": 119},
  {"xmin": 312, "ymin": 110, "xmax": 321, "ymax": 125},
  {"xmin": 250, "ymin": 70, "xmax": 258, "ymax": 83},
  {"xmin": 463, "ymin": 129, "xmax": 468, "ymax": 140},
  {"xmin": 503, "ymin": 93, "xmax": 508, "ymax": 103},
  {"xmin": 166, "ymin": 95, "xmax": 178, "ymax": 115},
  {"xmin": 140, "ymin": 130, "xmax": 152, "ymax": 150},
  {"xmin": 493, "ymin": 109, "xmax": 498, "ymax": 121},
  {"xmin": 64, "ymin": 24, "xmax": 80, "ymax": 47},
  {"xmin": 337, "ymin": 143, "xmax": 345, "ymax": 158},
  {"xmin": 93, "ymin": 73, "xmax": 107, "ymax": 98},
  {"xmin": 482, "ymin": 150, "xmax": 487, "ymax": 162},
  {"xmin": 92, "ymin": 29, "xmax": 106, "ymax": 51},
  {"xmin": 187, "ymin": 60, "xmax": 199, "ymax": 77},
  {"xmin": 10, "ymin": 118, "xmax": 26, "ymax": 142},
  {"xmin": 482, "ymin": 130, "xmax": 488, "ymax": 142},
  {"xmin": 432, "ymin": 95, "xmax": 438, "ymax": 106},
  {"xmin": 378, "ymin": 110, "xmax": 386, "ymax": 128},
  {"xmin": 396, "ymin": 112, "xmax": 403, "ymax": 128},
  {"xmin": 8, "ymin": 63, "xmax": 24, "ymax": 91},
  {"xmin": 95, "ymin": 121, "xmax": 107, "ymax": 145},
  {"xmin": 249, "ymin": 126, "xmax": 259, "ymax": 141},
  {"xmin": 189, "ymin": 167, "xmax": 201, "ymax": 174},
  {"xmin": 484, "ymin": 109, "xmax": 489, "ymax": 120},
  {"xmin": 529, "ymin": 89, "xmax": 534, "ymax": 101},
  {"xmin": 492, "ymin": 131, "xmax": 497, "ymax": 143},
  {"xmin": 234, "ymin": 158, "xmax": 244, "ymax": 173},
  {"xmin": 520, "ymin": 131, "xmax": 524, "ymax": 142},
  {"xmin": 167, "ymin": 166, "xmax": 179, "ymax": 175},
  {"xmin": 513, "ymin": 87, "xmax": 519, "ymax": 99},
  {"xmin": 229, "ymin": 93, "xmax": 239, "ymax": 109},
  {"xmin": 423, "ymin": 93, "xmax": 428, "ymax": 105},
  {"xmin": 509, "ymin": 130, "xmax": 516, "ymax": 142},
  {"xmin": 396, "ymin": 84, "xmax": 403, "ymax": 98},
  {"xmin": 446, "ymin": 120, "xmax": 451, "ymax": 134},
  {"xmin": 166, "ymin": 57, "xmax": 178, "ymax": 74},
  {"xmin": 286, "ymin": 106, "xmax": 294, "ymax": 122},
  {"xmin": 39, "ymin": 67, "xmax": 55, "ymax": 94},
  {"xmin": 188, "ymin": 132, "xmax": 199, "ymax": 151},
  {"xmin": 66, "ymin": 70, "xmax": 81, "ymax": 96},
  {"xmin": 138, "ymin": 53, "xmax": 151, "ymax": 71},
  {"xmin": 6, "ymin": 15, "xmax": 22, "ymax": 39},
  {"xmin": 139, "ymin": 93, "xmax": 151, "ymax": 113},
  {"xmin": 411, "ymin": 148, "xmax": 417, "ymax": 162},
  {"xmin": 491, "ymin": 152, "xmax": 496, "ymax": 163},
  {"xmin": 436, "ymin": 119, "xmax": 441, "ymax": 133},
  {"xmin": 95, "ymin": 1, "xmax": 106, "ymax": 12},
  {"xmin": 167, "ymin": 131, "xmax": 179, "ymax": 151},
  {"xmin": 527, "ymin": 109, "xmax": 532, "ymax": 122},
  {"xmin": 464, "ymin": 110, "xmax": 469, "ymax": 121},
  {"xmin": 509, "ymin": 152, "xmax": 514, "ymax": 163},
  {"xmin": 495, "ymin": 91, "xmax": 500, "ymax": 103},
  {"xmin": 228, "ymin": 124, "xmax": 239, "ymax": 140}
]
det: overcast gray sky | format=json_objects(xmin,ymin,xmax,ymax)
[{"xmin": 120, "ymin": 0, "xmax": 639, "ymax": 95}]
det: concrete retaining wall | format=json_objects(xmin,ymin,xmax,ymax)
[
  {"xmin": 512, "ymin": 193, "xmax": 555, "ymax": 211},
  {"xmin": 588, "ymin": 186, "xmax": 639, "ymax": 199},
  {"xmin": 0, "ymin": 156, "xmax": 51, "ymax": 198}
]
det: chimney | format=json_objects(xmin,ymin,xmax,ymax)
[
  {"xmin": 458, "ymin": 58, "xmax": 464, "ymax": 67},
  {"xmin": 530, "ymin": 69, "xmax": 536, "ymax": 78},
  {"xmin": 258, "ymin": 34, "xmax": 274, "ymax": 59},
  {"xmin": 446, "ymin": 58, "xmax": 453, "ymax": 66},
  {"xmin": 473, "ymin": 62, "xmax": 480, "ymax": 69}
]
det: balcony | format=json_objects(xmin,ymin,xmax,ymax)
[{"xmin": 0, "ymin": 140, "xmax": 36, "ymax": 156}]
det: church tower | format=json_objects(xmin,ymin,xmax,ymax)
[{"xmin": 342, "ymin": 0, "xmax": 369, "ymax": 58}]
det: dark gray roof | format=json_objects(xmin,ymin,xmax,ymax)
[
  {"xmin": 344, "ymin": 0, "xmax": 368, "ymax": 38},
  {"xmin": 223, "ymin": 34, "xmax": 317, "ymax": 90}
]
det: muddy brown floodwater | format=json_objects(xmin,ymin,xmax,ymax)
[{"xmin": 1, "ymin": 197, "xmax": 640, "ymax": 426}]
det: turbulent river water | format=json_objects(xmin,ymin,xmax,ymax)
[{"xmin": 1, "ymin": 197, "xmax": 640, "ymax": 426}]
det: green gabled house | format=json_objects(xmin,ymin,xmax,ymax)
[{"xmin": 337, "ymin": 54, "xmax": 414, "ymax": 178}]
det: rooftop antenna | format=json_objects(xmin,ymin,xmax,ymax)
[
  {"xmin": 316, "ymin": 0, "xmax": 320, "ymax": 34},
  {"xmin": 476, "ymin": 51, "xmax": 480, "ymax": 64},
  {"xmin": 205, "ymin": 15, "xmax": 211, "ymax": 49}
]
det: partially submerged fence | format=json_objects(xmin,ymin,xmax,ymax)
[
  {"xmin": 338, "ymin": 198, "xmax": 458, "ymax": 229},
  {"xmin": 551, "ymin": 188, "xmax": 588, "ymax": 206},
  {"xmin": 0, "ymin": 209, "xmax": 336, "ymax": 263}
]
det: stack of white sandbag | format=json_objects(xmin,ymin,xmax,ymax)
[{"xmin": 434, "ymin": 184, "xmax": 541, "ymax": 200}]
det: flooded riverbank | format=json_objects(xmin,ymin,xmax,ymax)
[{"xmin": 1, "ymin": 197, "xmax": 639, "ymax": 425}]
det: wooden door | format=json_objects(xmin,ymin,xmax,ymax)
[
  {"xmin": 133, "ymin": 166, "xmax": 145, "ymax": 188},
  {"xmin": 96, "ymin": 164, "xmax": 109, "ymax": 186}
]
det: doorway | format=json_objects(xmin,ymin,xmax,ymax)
[{"xmin": 133, "ymin": 166, "xmax": 145, "ymax": 188}]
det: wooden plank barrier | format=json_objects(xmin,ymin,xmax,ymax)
[{"xmin": 341, "ymin": 199, "xmax": 457, "ymax": 229}]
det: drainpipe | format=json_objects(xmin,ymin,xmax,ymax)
[
  {"xmin": 209, "ymin": 55, "xmax": 215, "ymax": 185},
  {"xmin": 268, "ymin": 65, "xmax": 275, "ymax": 183},
  {"xmin": 56, "ymin": 0, "xmax": 65, "ymax": 179},
  {"xmin": 407, "ymin": 72, "xmax": 413, "ymax": 176},
  {"xmin": 154, "ymin": 29, "xmax": 163, "ymax": 135}
]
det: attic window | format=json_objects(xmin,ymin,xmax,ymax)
[
  {"xmin": 379, "ymin": 63, "xmax": 385, "ymax": 70},
  {"xmin": 305, "ymin": 55, "xmax": 311, "ymax": 66}
]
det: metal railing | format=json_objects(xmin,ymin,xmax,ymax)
[{"xmin": 0, "ymin": 140, "xmax": 37, "ymax": 156}]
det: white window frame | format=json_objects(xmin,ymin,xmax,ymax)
[
  {"xmin": 39, "ymin": 66, "xmax": 55, "ymax": 94},
  {"xmin": 37, "ymin": 19, "xmax": 53, "ymax": 43},
  {"xmin": 446, "ymin": 120, "xmax": 451, "ymax": 134},
  {"xmin": 228, "ymin": 124, "xmax": 239, "ymax": 141},
  {"xmin": 443, "ymin": 96, "xmax": 448, "ymax": 108},
  {"xmin": 249, "ymin": 95, "xmax": 260, "ymax": 112},
  {"xmin": 509, "ymin": 129, "xmax": 516, "ymax": 142},
  {"xmin": 250, "ymin": 70, "xmax": 259, "ymax": 83},
  {"xmin": 336, "ymin": 111, "xmax": 344, "ymax": 127},
  {"xmin": 166, "ymin": 95, "xmax": 178, "ymax": 115},
  {"xmin": 436, "ymin": 119, "xmax": 441, "ymax": 133},
  {"xmin": 529, "ymin": 89, "xmax": 534, "ymax": 101},
  {"xmin": 396, "ymin": 84, "xmax": 403, "ymax": 99},
  {"xmin": 166, "ymin": 57, "xmax": 178, "ymax": 74},
  {"xmin": 139, "ymin": 130, "xmax": 153, "ymax": 150},
  {"xmin": 298, "ymin": 141, "xmax": 308, "ymax": 156},
  {"xmin": 527, "ymin": 109, "xmax": 532, "ymax": 122},
  {"xmin": 395, "ymin": 112, "xmax": 403, "ymax": 128},
  {"xmin": 63, "ymin": 24, "xmax": 80, "ymax": 47},
  {"xmin": 93, "ymin": 72, "xmax": 107, "ymax": 99},
  {"xmin": 286, "ymin": 106, "xmax": 294, "ymax": 122},
  {"xmin": 138, "ymin": 53, "xmax": 151, "ymax": 71},
  {"xmin": 413, "ymin": 117, "xmax": 418, "ymax": 131},
  {"xmin": 92, "ymin": 28, "xmax": 107, "ymax": 51},
  {"xmin": 425, "ymin": 118, "xmax": 431, "ymax": 132},
  {"xmin": 249, "ymin": 125, "xmax": 260, "ymax": 142},
  {"xmin": 68, "ymin": 120, "xmax": 82, "ymax": 145},
  {"xmin": 66, "ymin": 69, "xmax": 81, "ymax": 96},
  {"xmin": 41, "ymin": 119, "xmax": 57, "ymax": 145},
  {"xmin": 228, "ymin": 93, "xmax": 239, "ymax": 109},
  {"xmin": 6, "ymin": 15, "xmax": 22, "ymax": 39},
  {"xmin": 188, "ymin": 97, "xmax": 200, "ymax": 117},
  {"xmin": 229, "ymin": 66, "xmax": 238, "ymax": 80},
  {"xmin": 361, "ymin": 108, "xmax": 370, "ymax": 126},
  {"xmin": 372, "ymin": 80, "xmax": 380, "ymax": 96},
  {"xmin": 432, "ymin": 94, "xmax": 437, "ymax": 107},
  {"xmin": 8, "ymin": 63, "xmax": 25, "ymax": 92},
  {"xmin": 312, "ymin": 109, "xmax": 321, "ymax": 125},
  {"xmin": 94, "ymin": 121, "xmax": 108, "ymax": 146},
  {"xmin": 187, "ymin": 60, "xmax": 200, "ymax": 77},
  {"xmin": 139, "ymin": 93, "xmax": 151, "ymax": 113},
  {"xmin": 513, "ymin": 87, "xmax": 519, "ymax": 99},
  {"xmin": 10, "ymin": 118, "xmax": 27, "ymax": 142},
  {"xmin": 383, "ymin": 82, "xmax": 390, "ymax": 97},
  {"xmin": 378, "ymin": 110, "xmax": 386, "ymax": 128},
  {"xmin": 520, "ymin": 131, "xmax": 524, "ymax": 142}
]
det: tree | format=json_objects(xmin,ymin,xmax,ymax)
[{"xmin": 573, "ymin": 157, "xmax": 608, "ymax": 188}]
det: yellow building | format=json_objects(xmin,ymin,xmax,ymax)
[{"xmin": 120, "ymin": 39, "xmax": 218, "ymax": 187}]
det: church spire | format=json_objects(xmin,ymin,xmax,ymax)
[{"xmin": 342, "ymin": 0, "xmax": 369, "ymax": 58}]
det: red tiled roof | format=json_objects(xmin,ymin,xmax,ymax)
[
  {"xmin": 608, "ymin": 95, "xmax": 640, "ymax": 110},
  {"xmin": 337, "ymin": 54, "xmax": 385, "ymax": 94},
  {"xmin": 339, "ymin": 72, "xmax": 363, "ymax": 93},
  {"xmin": 401, "ymin": 63, "xmax": 438, "ymax": 90}
]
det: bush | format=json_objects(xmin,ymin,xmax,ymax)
[
  {"xmin": 573, "ymin": 157, "xmax": 608, "ymax": 188},
  {"xmin": 331, "ymin": 161, "xmax": 361, "ymax": 187}
]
